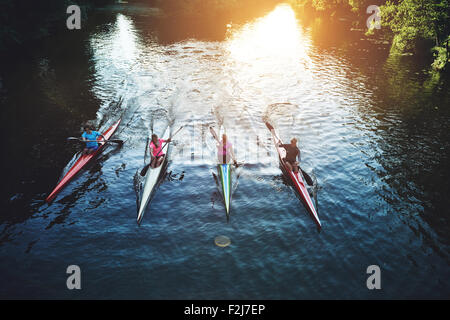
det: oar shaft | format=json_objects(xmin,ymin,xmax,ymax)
[
  {"xmin": 67, "ymin": 137, "xmax": 122, "ymax": 144},
  {"xmin": 210, "ymin": 126, "xmax": 219, "ymax": 142}
]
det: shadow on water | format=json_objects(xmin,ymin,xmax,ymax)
[
  {"xmin": 0, "ymin": 140, "xmax": 124, "ymax": 237},
  {"xmin": 43, "ymin": 143, "xmax": 124, "ymax": 229},
  {"xmin": 348, "ymin": 52, "xmax": 450, "ymax": 260},
  {"xmin": 0, "ymin": 14, "xmax": 125, "ymax": 226}
]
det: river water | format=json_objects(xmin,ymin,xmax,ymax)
[{"xmin": 0, "ymin": 3, "xmax": 449, "ymax": 299}]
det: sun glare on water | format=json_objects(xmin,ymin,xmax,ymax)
[{"xmin": 226, "ymin": 4, "xmax": 311, "ymax": 65}]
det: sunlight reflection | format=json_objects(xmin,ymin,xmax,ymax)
[
  {"xmin": 223, "ymin": 4, "xmax": 314, "ymax": 104},
  {"xmin": 226, "ymin": 4, "xmax": 312, "ymax": 67},
  {"xmin": 110, "ymin": 14, "xmax": 139, "ymax": 68},
  {"xmin": 89, "ymin": 13, "xmax": 143, "ymax": 113}
]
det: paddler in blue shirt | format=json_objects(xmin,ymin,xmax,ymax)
[{"xmin": 81, "ymin": 125, "xmax": 105, "ymax": 155}]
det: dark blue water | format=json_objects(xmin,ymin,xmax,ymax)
[{"xmin": 0, "ymin": 4, "xmax": 449, "ymax": 299}]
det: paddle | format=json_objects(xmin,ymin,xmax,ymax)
[
  {"xmin": 210, "ymin": 126, "xmax": 219, "ymax": 142},
  {"xmin": 265, "ymin": 122, "xmax": 313, "ymax": 186},
  {"xmin": 67, "ymin": 137, "xmax": 123, "ymax": 144},
  {"xmin": 300, "ymin": 169, "xmax": 314, "ymax": 186},
  {"xmin": 141, "ymin": 125, "xmax": 184, "ymax": 176},
  {"xmin": 144, "ymin": 137, "xmax": 150, "ymax": 165},
  {"xmin": 154, "ymin": 125, "xmax": 184, "ymax": 158},
  {"xmin": 265, "ymin": 122, "xmax": 277, "ymax": 133},
  {"xmin": 150, "ymin": 116, "xmax": 154, "ymax": 135}
]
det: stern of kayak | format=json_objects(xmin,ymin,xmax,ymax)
[{"xmin": 218, "ymin": 164, "xmax": 232, "ymax": 216}]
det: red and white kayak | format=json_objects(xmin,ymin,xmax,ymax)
[
  {"xmin": 46, "ymin": 119, "xmax": 122, "ymax": 203},
  {"xmin": 266, "ymin": 122, "xmax": 321, "ymax": 229}
]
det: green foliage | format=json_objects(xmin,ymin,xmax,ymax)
[
  {"xmin": 288, "ymin": 0, "xmax": 449, "ymax": 70},
  {"xmin": 431, "ymin": 46, "xmax": 447, "ymax": 70},
  {"xmin": 431, "ymin": 37, "xmax": 449, "ymax": 70},
  {"xmin": 288, "ymin": 0, "xmax": 349, "ymax": 11},
  {"xmin": 380, "ymin": 0, "xmax": 449, "ymax": 69},
  {"xmin": 381, "ymin": 0, "xmax": 449, "ymax": 48},
  {"xmin": 311, "ymin": 0, "xmax": 346, "ymax": 11},
  {"xmin": 348, "ymin": 0, "xmax": 371, "ymax": 12}
]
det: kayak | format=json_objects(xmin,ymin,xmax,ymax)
[
  {"xmin": 210, "ymin": 127, "xmax": 232, "ymax": 217},
  {"xmin": 46, "ymin": 119, "xmax": 122, "ymax": 203},
  {"xmin": 265, "ymin": 122, "xmax": 321, "ymax": 228},
  {"xmin": 218, "ymin": 164, "xmax": 232, "ymax": 216},
  {"xmin": 136, "ymin": 126, "xmax": 171, "ymax": 224}
]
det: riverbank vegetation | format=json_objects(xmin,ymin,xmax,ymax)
[{"xmin": 288, "ymin": 0, "xmax": 449, "ymax": 71}]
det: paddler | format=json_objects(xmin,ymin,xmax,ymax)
[
  {"xmin": 81, "ymin": 125, "xmax": 105, "ymax": 155},
  {"xmin": 278, "ymin": 137, "xmax": 313, "ymax": 185},
  {"xmin": 278, "ymin": 138, "xmax": 300, "ymax": 173},
  {"xmin": 149, "ymin": 133, "xmax": 171, "ymax": 168},
  {"xmin": 215, "ymin": 133, "xmax": 237, "ymax": 165}
]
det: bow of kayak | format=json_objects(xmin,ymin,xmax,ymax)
[
  {"xmin": 45, "ymin": 118, "xmax": 122, "ymax": 203},
  {"xmin": 136, "ymin": 126, "xmax": 171, "ymax": 224}
]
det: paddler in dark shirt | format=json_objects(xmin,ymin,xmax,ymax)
[
  {"xmin": 279, "ymin": 138, "xmax": 301, "ymax": 173},
  {"xmin": 279, "ymin": 137, "xmax": 314, "ymax": 186}
]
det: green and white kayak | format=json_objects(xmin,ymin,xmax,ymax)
[
  {"xmin": 218, "ymin": 163, "xmax": 232, "ymax": 216},
  {"xmin": 210, "ymin": 126, "xmax": 233, "ymax": 216}
]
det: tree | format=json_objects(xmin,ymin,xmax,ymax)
[{"xmin": 381, "ymin": 0, "xmax": 449, "ymax": 52}]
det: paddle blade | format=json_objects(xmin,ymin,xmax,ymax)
[
  {"xmin": 144, "ymin": 137, "xmax": 150, "ymax": 165},
  {"xmin": 140, "ymin": 164, "xmax": 150, "ymax": 177},
  {"xmin": 108, "ymin": 139, "xmax": 123, "ymax": 144},
  {"xmin": 233, "ymin": 161, "xmax": 243, "ymax": 168},
  {"xmin": 301, "ymin": 168, "xmax": 314, "ymax": 186},
  {"xmin": 265, "ymin": 122, "xmax": 274, "ymax": 131},
  {"xmin": 210, "ymin": 126, "xmax": 219, "ymax": 141}
]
